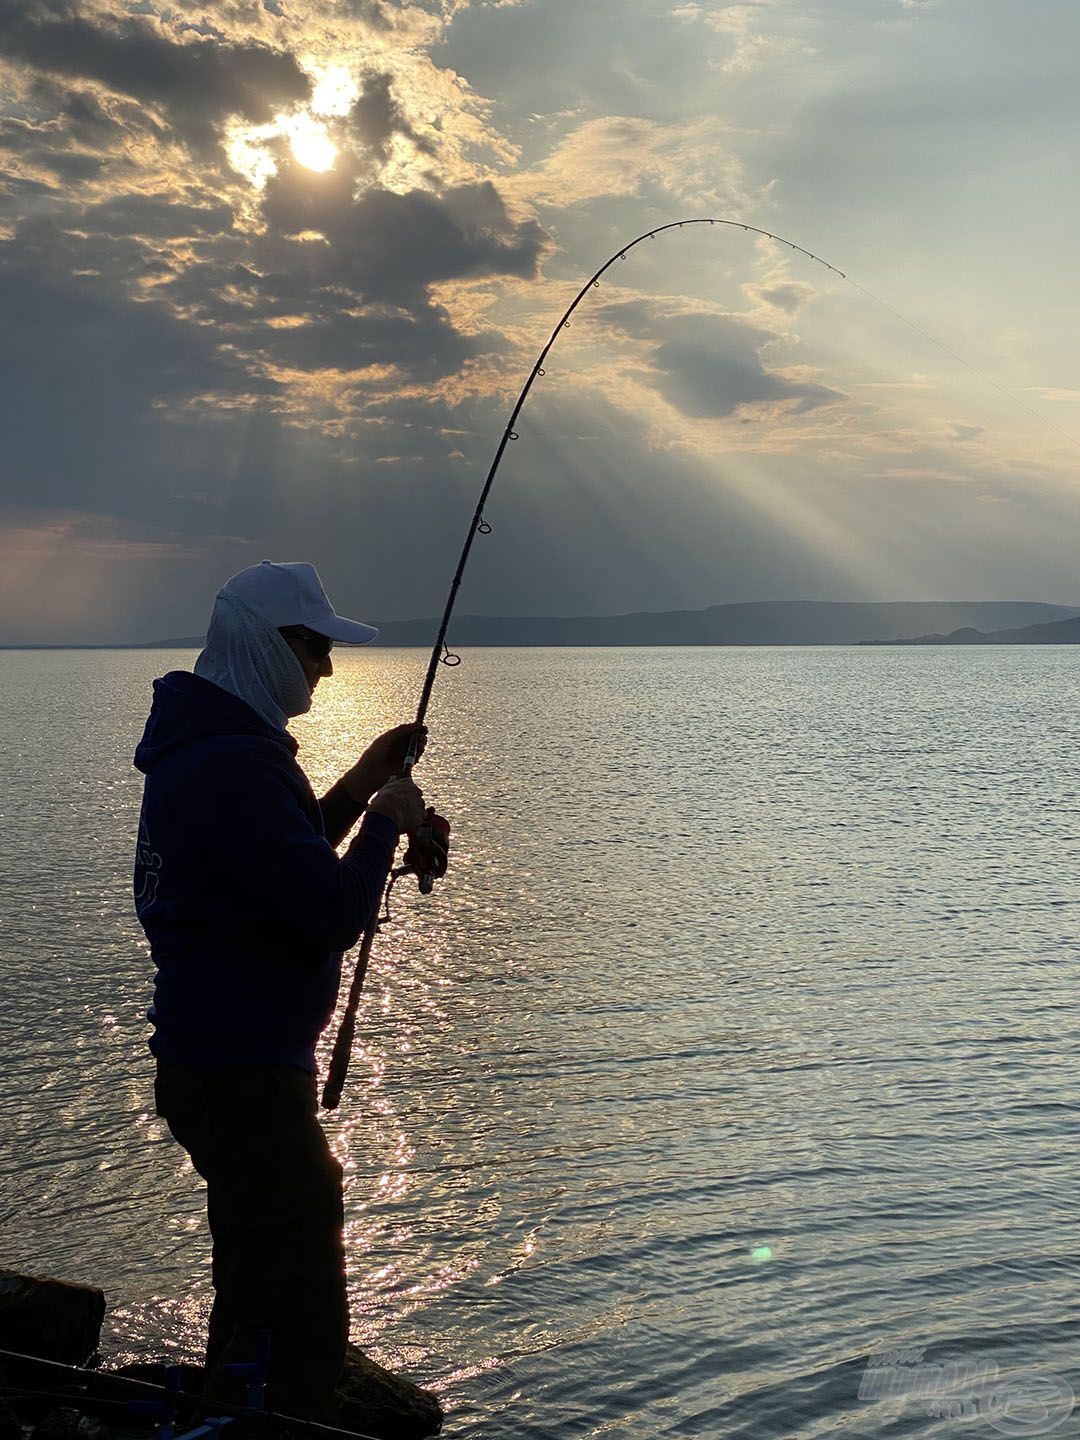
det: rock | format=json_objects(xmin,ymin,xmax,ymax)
[
  {"xmin": 102, "ymin": 1352, "xmax": 443, "ymax": 1440},
  {"xmin": 332, "ymin": 1344, "xmax": 443, "ymax": 1439},
  {"xmin": 0, "ymin": 1397, "xmax": 21, "ymax": 1440},
  {"xmin": 31, "ymin": 1406, "xmax": 84, "ymax": 1440},
  {"xmin": 30, "ymin": 1408, "xmax": 110, "ymax": 1440},
  {"xmin": 0, "ymin": 1270, "xmax": 105, "ymax": 1366},
  {"xmin": 76, "ymin": 1418, "xmax": 111, "ymax": 1440}
]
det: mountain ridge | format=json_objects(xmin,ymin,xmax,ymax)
[
  {"xmin": 4, "ymin": 600, "xmax": 1079, "ymax": 649},
  {"xmin": 861, "ymin": 613, "xmax": 1080, "ymax": 646}
]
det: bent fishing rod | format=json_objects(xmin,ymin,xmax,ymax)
[
  {"xmin": 322, "ymin": 212, "xmax": 1078, "ymax": 1110},
  {"xmin": 321, "ymin": 216, "xmax": 848, "ymax": 1109}
]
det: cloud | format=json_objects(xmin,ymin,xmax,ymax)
[
  {"xmin": 81, "ymin": 192, "xmax": 236, "ymax": 238},
  {"xmin": 0, "ymin": 6, "xmax": 550, "ymax": 461},
  {"xmin": 259, "ymin": 166, "xmax": 545, "ymax": 300},
  {"xmin": 673, "ymin": 0, "xmax": 812, "ymax": 75},
  {"xmin": 596, "ymin": 300, "xmax": 841, "ymax": 419},
  {"xmin": 0, "ymin": 0, "xmax": 310, "ymax": 147},
  {"xmin": 0, "ymin": 236, "xmax": 281, "ymax": 513},
  {"xmin": 506, "ymin": 115, "xmax": 747, "ymax": 210},
  {"xmin": 348, "ymin": 70, "xmax": 434, "ymax": 164},
  {"xmin": 743, "ymin": 279, "xmax": 815, "ymax": 314},
  {"xmin": 1026, "ymin": 387, "xmax": 1080, "ymax": 404},
  {"xmin": 3, "ymin": 0, "xmax": 1080, "ymax": 642},
  {"xmin": 0, "ymin": 114, "xmax": 108, "ymax": 181}
]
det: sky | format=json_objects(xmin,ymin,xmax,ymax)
[{"xmin": 1, "ymin": 0, "xmax": 1078, "ymax": 642}]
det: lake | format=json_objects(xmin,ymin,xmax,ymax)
[{"xmin": 3, "ymin": 645, "xmax": 1080, "ymax": 1439}]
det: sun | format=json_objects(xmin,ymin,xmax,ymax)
[
  {"xmin": 284, "ymin": 112, "xmax": 337, "ymax": 173},
  {"xmin": 225, "ymin": 64, "xmax": 361, "ymax": 187}
]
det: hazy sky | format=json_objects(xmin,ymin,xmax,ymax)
[{"xmin": 1, "ymin": 0, "xmax": 1078, "ymax": 641}]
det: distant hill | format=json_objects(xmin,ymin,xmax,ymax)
[
  {"xmin": 6, "ymin": 600, "xmax": 1080, "ymax": 650},
  {"xmin": 363, "ymin": 601, "xmax": 1080, "ymax": 648},
  {"xmin": 45, "ymin": 599, "xmax": 1078, "ymax": 648},
  {"xmin": 861, "ymin": 614, "xmax": 1080, "ymax": 646}
]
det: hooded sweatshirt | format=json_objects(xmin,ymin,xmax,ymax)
[{"xmin": 133, "ymin": 670, "xmax": 398, "ymax": 1072}]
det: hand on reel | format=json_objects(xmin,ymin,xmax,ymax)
[{"xmin": 404, "ymin": 808, "xmax": 451, "ymax": 894}]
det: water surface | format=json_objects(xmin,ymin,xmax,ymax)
[{"xmin": 3, "ymin": 646, "xmax": 1080, "ymax": 1438}]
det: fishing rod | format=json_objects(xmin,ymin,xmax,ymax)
[
  {"xmin": 321, "ymin": 213, "xmax": 1080, "ymax": 1110},
  {"xmin": 0, "ymin": 1348, "xmax": 387, "ymax": 1440},
  {"xmin": 321, "ymin": 216, "xmax": 846, "ymax": 1110},
  {"xmin": 410, "ymin": 218, "xmax": 845, "ymax": 734}
]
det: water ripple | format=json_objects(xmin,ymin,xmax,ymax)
[{"xmin": 4, "ymin": 647, "xmax": 1080, "ymax": 1436}]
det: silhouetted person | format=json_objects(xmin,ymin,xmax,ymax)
[{"xmin": 133, "ymin": 561, "xmax": 426, "ymax": 1420}]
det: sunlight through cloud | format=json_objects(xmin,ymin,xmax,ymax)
[
  {"xmin": 226, "ymin": 106, "xmax": 337, "ymax": 184},
  {"xmin": 283, "ymin": 110, "xmax": 337, "ymax": 171},
  {"xmin": 309, "ymin": 61, "xmax": 361, "ymax": 118},
  {"xmin": 226, "ymin": 59, "xmax": 360, "ymax": 186}
]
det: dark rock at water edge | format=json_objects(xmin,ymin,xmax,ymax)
[
  {"xmin": 334, "ymin": 1344, "xmax": 442, "ymax": 1439},
  {"xmin": 0, "ymin": 1396, "xmax": 22, "ymax": 1440},
  {"xmin": 0, "ymin": 1270, "xmax": 105, "ymax": 1367},
  {"xmin": 0, "ymin": 1270, "xmax": 442, "ymax": 1440},
  {"xmin": 110, "ymin": 1352, "xmax": 443, "ymax": 1440},
  {"xmin": 31, "ymin": 1409, "xmax": 111, "ymax": 1440}
]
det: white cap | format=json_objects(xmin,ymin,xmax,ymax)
[{"xmin": 220, "ymin": 561, "xmax": 378, "ymax": 645}]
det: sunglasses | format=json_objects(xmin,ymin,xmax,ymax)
[{"xmin": 280, "ymin": 626, "xmax": 334, "ymax": 661}]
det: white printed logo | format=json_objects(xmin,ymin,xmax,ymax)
[
  {"xmin": 134, "ymin": 813, "xmax": 162, "ymax": 913},
  {"xmin": 860, "ymin": 1348, "xmax": 1074, "ymax": 1435}
]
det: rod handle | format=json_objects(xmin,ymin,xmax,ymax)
[{"xmin": 321, "ymin": 1008, "xmax": 356, "ymax": 1111}]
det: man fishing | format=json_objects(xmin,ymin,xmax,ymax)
[{"xmin": 132, "ymin": 559, "xmax": 429, "ymax": 1422}]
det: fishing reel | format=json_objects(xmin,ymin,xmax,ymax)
[
  {"xmin": 377, "ymin": 807, "xmax": 450, "ymax": 931},
  {"xmin": 404, "ymin": 807, "xmax": 451, "ymax": 894},
  {"xmin": 397, "ymin": 730, "xmax": 448, "ymax": 895}
]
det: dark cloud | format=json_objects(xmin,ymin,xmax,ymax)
[
  {"xmin": 348, "ymin": 0, "xmax": 391, "ymax": 25},
  {"xmin": 119, "ymin": 160, "xmax": 546, "ymax": 381},
  {"xmin": 252, "ymin": 304, "xmax": 477, "ymax": 378},
  {"xmin": 349, "ymin": 71, "xmax": 433, "ymax": 164},
  {"xmin": 26, "ymin": 74, "xmax": 173, "ymax": 145},
  {"xmin": 0, "ymin": 0, "xmax": 309, "ymax": 146},
  {"xmin": 0, "ymin": 76, "xmax": 173, "ymax": 191},
  {"xmin": 260, "ymin": 164, "xmax": 546, "ymax": 301},
  {"xmin": 0, "ymin": 115, "xmax": 107, "ymax": 180},
  {"xmin": 751, "ymin": 281, "xmax": 814, "ymax": 314},
  {"xmin": 597, "ymin": 302, "xmax": 841, "ymax": 418},
  {"xmin": 0, "ymin": 237, "xmax": 280, "ymax": 516},
  {"xmin": 57, "ymin": 84, "xmax": 116, "ymax": 135},
  {"xmin": 81, "ymin": 193, "xmax": 235, "ymax": 239}
]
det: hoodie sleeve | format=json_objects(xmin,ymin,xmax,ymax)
[
  {"xmin": 319, "ymin": 778, "xmax": 367, "ymax": 848},
  {"xmin": 176, "ymin": 742, "xmax": 399, "ymax": 953}
]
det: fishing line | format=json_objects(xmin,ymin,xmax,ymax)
[
  {"xmin": 842, "ymin": 275, "xmax": 1080, "ymax": 454},
  {"xmin": 322, "ymin": 214, "xmax": 1074, "ymax": 1110}
]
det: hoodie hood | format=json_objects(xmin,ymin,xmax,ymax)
[
  {"xmin": 134, "ymin": 670, "xmax": 298, "ymax": 775},
  {"xmin": 194, "ymin": 589, "xmax": 313, "ymax": 732}
]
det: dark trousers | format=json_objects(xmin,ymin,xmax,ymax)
[{"xmin": 154, "ymin": 1063, "xmax": 348, "ymax": 1421}]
